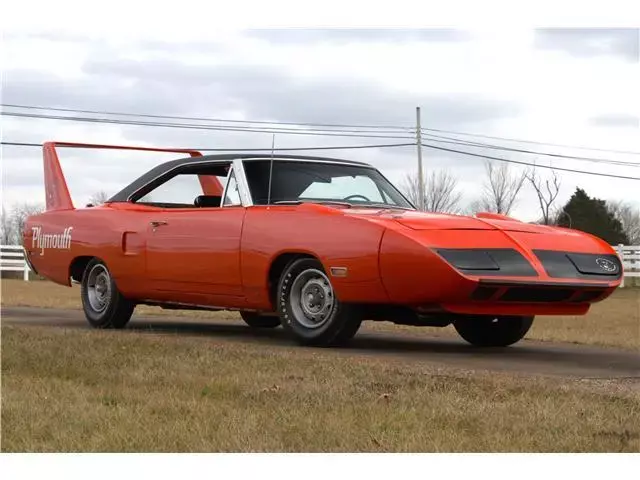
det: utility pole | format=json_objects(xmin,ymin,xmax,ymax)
[{"xmin": 416, "ymin": 106, "xmax": 424, "ymax": 211}]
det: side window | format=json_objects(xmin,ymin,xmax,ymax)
[
  {"xmin": 138, "ymin": 174, "xmax": 203, "ymax": 206},
  {"xmin": 223, "ymin": 170, "xmax": 242, "ymax": 206}
]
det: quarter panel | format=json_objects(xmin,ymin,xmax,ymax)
[{"xmin": 24, "ymin": 206, "xmax": 150, "ymax": 292}]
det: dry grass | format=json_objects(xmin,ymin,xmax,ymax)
[
  {"xmin": 2, "ymin": 324, "xmax": 639, "ymax": 453},
  {"xmin": 0, "ymin": 278, "xmax": 238, "ymax": 320},
  {"xmin": 2, "ymin": 279, "xmax": 638, "ymax": 349}
]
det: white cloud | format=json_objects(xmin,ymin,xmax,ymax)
[{"xmin": 1, "ymin": 26, "xmax": 639, "ymax": 223}]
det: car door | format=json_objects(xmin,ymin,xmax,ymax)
[{"xmin": 143, "ymin": 166, "xmax": 246, "ymax": 306}]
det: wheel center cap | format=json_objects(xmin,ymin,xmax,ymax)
[{"xmin": 305, "ymin": 287, "xmax": 325, "ymax": 309}]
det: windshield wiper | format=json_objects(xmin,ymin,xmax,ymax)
[
  {"xmin": 272, "ymin": 200, "xmax": 414, "ymax": 210},
  {"xmin": 355, "ymin": 203, "xmax": 415, "ymax": 211}
]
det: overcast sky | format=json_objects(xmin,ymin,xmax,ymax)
[{"xmin": 1, "ymin": 26, "xmax": 639, "ymax": 220}]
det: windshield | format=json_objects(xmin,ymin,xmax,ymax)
[{"xmin": 242, "ymin": 160, "xmax": 414, "ymax": 209}]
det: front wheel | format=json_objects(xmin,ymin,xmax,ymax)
[
  {"xmin": 80, "ymin": 258, "xmax": 135, "ymax": 329},
  {"xmin": 453, "ymin": 315, "xmax": 534, "ymax": 347},
  {"xmin": 277, "ymin": 258, "xmax": 362, "ymax": 347}
]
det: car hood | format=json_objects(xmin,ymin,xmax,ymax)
[{"xmin": 344, "ymin": 208, "xmax": 560, "ymax": 234}]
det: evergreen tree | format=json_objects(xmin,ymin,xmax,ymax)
[{"xmin": 557, "ymin": 188, "xmax": 629, "ymax": 245}]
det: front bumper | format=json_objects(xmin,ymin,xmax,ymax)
[{"xmin": 433, "ymin": 248, "xmax": 620, "ymax": 315}]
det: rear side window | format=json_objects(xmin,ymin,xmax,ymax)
[{"xmin": 132, "ymin": 163, "xmax": 230, "ymax": 208}]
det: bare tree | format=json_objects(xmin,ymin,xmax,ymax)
[
  {"xmin": 525, "ymin": 167, "xmax": 562, "ymax": 225},
  {"xmin": 608, "ymin": 200, "xmax": 640, "ymax": 244},
  {"xmin": 478, "ymin": 161, "xmax": 526, "ymax": 215},
  {"xmin": 1, "ymin": 206, "xmax": 15, "ymax": 244},
  {"xmin": 401, "ymin": 170, "xmax": 462, "ymax": 213},
  {"xmin": 401, "ymin": 173, "xmax": 421, "ymax": 207},
  {"xmin": 550, "ymin": 207, "xmax": 572, "ymax": 228},
  {"xmin": 88, "ymin": 190, "xmax": 110, "ymax": 206},
  {"xmin": 10, "ymin": 202, "xmax": 45, "ymax": 244}
]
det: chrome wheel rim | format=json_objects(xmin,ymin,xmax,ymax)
[
  {"xmin": 289, "ymin": 268, "xmax": 335, "ymax": 329},
  {"xmin": 87, "ymin": 264, "xmax": 111, "ymax": 313}
]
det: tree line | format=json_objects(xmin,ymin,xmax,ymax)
[
  {"xmin": 1, "ymin": 176, "xmax": 639, "ymax": 246},
  {"xmin": 400, "ymin": 162, "xmax": 639, "ymax": 245}
]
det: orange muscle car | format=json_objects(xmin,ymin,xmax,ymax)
[{"xmin": 23, "ymin": 142, "xmax": 623, "ymax": 347}]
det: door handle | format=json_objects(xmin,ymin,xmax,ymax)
[{"xmin": 150, "ymin": 220, "xmax": 168, "ymax": 229}]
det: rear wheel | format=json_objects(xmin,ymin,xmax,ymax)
[
  {"xmin": 277, "ymin": 258, "xmax": 362, "ymax": 347},
  {"xmin": 240, "ymin": 311, "xmax": 281, "ymax": 329},
  {"xmin": 453, "ymin": 315, "xmax": 534, "ymax": 347},
  {"xmin": 80, "ymin": 258, "xmax": 134, "ymax": 329}
]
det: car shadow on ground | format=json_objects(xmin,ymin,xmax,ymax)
[
  {"xmin": 3, "ymin": 306, "xmax": 636, "ymax": 376},
  {"xmin": 125, "ymin": 318, "xmax": 640, "ymax": 377}
]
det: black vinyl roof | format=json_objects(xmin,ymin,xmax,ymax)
[{"xmin": 108, "ymin": 153, "xmax": 371, "ymax": 202}]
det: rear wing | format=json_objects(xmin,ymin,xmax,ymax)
[{"xmin": 42, "ymin": 141, "xmax": 214, "ymax": 211}]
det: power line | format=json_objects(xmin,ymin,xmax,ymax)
[
  {"xmin": 421, "ymin": 132, "xmax": 640, "ymax": 167},
  {"xmin": 2, "ymin": 108, "xmax": 640, "ymax": 166},
  {"xmin": 421, "ymin": 143, "xmax": 640, "ymax": 181},
  {"xmin": 5, "ymin": 111, "xmax": 638, "ymax": 167},
  {"xmin": 0, "ymin": 112, "xmax": 417, "ymax": 140},
  {"xmin": 0, "ymin": 141, "xmax": 415, "ymax": 152},
  {"xmin": 422, "ymin": 126, "xmax": 640, "ymax": 156},
  {"xmin": 0, "ymin": 103, "xmax": 416, "ymax": 132},
  {"xmin": 5, "ymin": 102, "xmax": 637, "ymax": 155},
  {"xmin": 4, "ymin": 106, "xmax": 639, "ymax": 176},
  {"xmin": 5, "ymin": 140, "xmax": 637, "ymax": 180},
  {"xmin": 0, "ymin": 111, "xmax": 415, "ymax": 137}
]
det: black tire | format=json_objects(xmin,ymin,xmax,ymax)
[
  {"xmin": 240, "ymin": 311, "xmax": 281, "ymax": 329},
  {"xmin": 80, "ymin": 258, "xmax": 135, "ymax": 329},
  {"xmin": 277, "ymin": 258, "xmax": 362, "ymax": 347},
  {"xmin": 453, "ymin": 315, "xmax": 534, "ymax": 347}
]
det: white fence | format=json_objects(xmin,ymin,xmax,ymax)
[
  {"xmin": 1, "ymin": 244, "xmax": 639, "ymax": 286},
  {"xmin": 1, "ymin": 245, "xmax": 31, "ymax": 281},
  {"xmin": 616, "ymin": 244, "xmax": 640, "ymax": 288}
]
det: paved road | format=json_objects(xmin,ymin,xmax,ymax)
[{"xmin": 2, "ymin": 306, "xmax": 639, "ymax": 379}]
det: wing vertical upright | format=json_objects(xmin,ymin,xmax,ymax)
[{"xmin": 41, "ymin": 141, "xmax": 204, "ymax": 210}]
